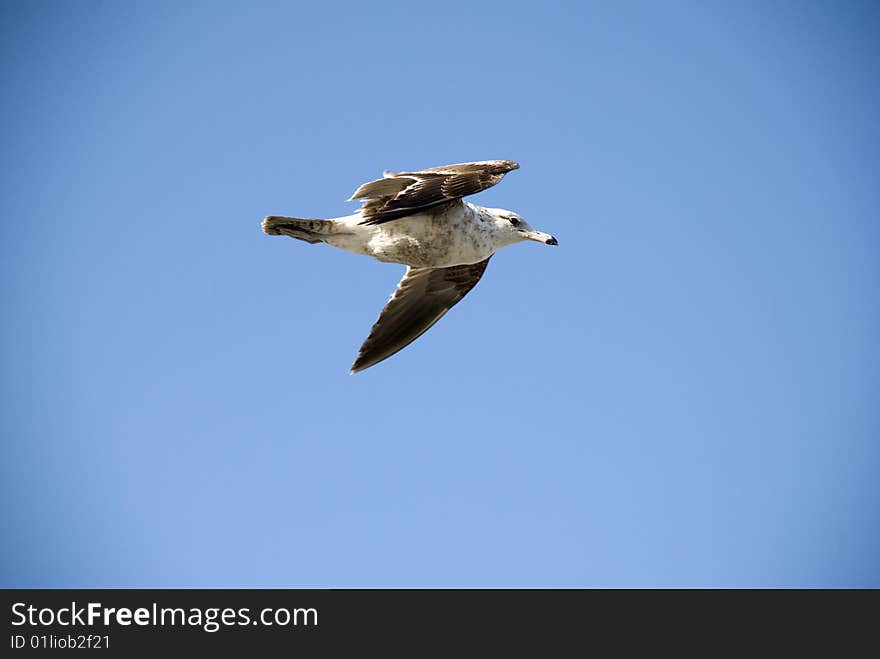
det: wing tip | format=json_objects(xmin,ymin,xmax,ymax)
[{"xmin": 349, "ymin": 355, "xmax": 374, "ymax": 374}]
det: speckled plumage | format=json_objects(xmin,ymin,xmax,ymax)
[
  {"xmin": 263, "ymin": 160, "xmax": 557, "ymax": 373},
  {"xmin": 316, "ymin": 201, "xmax": 503, "ymax": 268}
]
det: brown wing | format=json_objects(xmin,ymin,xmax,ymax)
[
  {"xmin": 349, "ymin": 160, "xmax": 519, "ymax": 226},
  {"xmin": 350, "ymin": 258, "xmax": 492, "ymax": 373}
]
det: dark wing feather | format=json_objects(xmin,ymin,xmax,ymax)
[
  {"xmin": 350, "ymin": 160, "xmax": 519, "ymax": 226},
  {"xmin": 350, "ymin": 258, "xmax": 492, "ymax": 373}
]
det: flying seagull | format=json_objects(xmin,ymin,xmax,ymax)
[{"xmin": 262, "ymin": 159, "xmax": 558, "ymax": 373}]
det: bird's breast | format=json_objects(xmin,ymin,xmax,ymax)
[{"xmin": 367, "ymin": 208, "xmax": 495, "ymax": 267}]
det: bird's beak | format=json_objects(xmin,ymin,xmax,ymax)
[{"xmin": 523, "ymin": 230, "xmax": 558, "ymax": 246}]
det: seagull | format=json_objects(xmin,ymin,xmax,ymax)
[{"xmin": 262, "ymin": 159, "xmax": 558, "ymax": 373}]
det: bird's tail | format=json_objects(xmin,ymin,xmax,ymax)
[{"xmin": 262, "ymin": 216, "xmax": 336, "ymax": 244}]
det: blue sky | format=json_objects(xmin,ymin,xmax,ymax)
[{"xmin": 2, "ymin": 1, "xmax": 878, "ymax": 587}]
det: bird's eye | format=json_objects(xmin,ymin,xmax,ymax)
[{"xmin": 508, "ymin": 217, "xmax": 521, "ymax": 227}]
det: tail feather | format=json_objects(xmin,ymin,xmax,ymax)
[{"xmin": 262, "ymin": 216, "xmax": 333, "ymax": 244}]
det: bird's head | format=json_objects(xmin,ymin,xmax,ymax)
[{"xmin": 488, "ymin": 208, "xmax": 558, "ymax": 247}]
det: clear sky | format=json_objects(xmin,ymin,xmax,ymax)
[{"xmin": 2, "ymin": 1, "xmax": 878, "ymax": 587}]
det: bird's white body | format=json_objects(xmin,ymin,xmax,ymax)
[{"xmin": 324, "ymin": 202, "xmax": 515, "ymax": 268}]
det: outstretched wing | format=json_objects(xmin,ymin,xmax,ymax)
[
  {"xmin": 350, "ymin": 258, "xmax": 492, "ymax": 373},
  {"xmin": 349, "ymin": 160, "xmax": 519, "ymax": 226}
]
